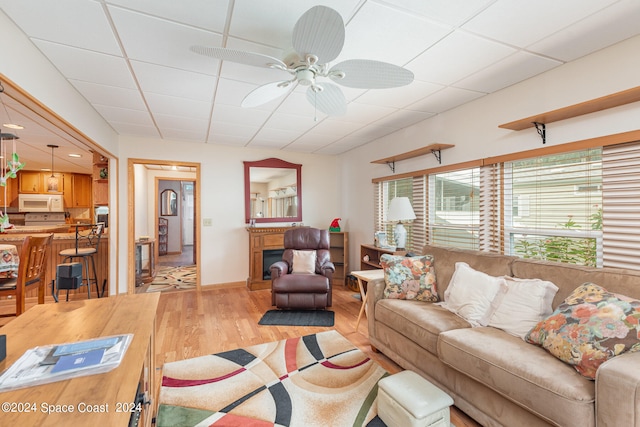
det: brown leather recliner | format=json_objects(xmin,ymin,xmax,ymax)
[{"xmin": 270, "ymin": 227, "xmax": 335, "ymax": 309}]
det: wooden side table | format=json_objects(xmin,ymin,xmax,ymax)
[{"xmin": 351, "ymin": 269, "xmax": 385, "ymax": 332}]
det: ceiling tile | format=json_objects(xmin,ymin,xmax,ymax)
[
  {"xmin": 131, "ymin": 61, "xmax": 217, "ymax": 101},
  {"xmin": 211, "ymin": 104, "xmax": 270, "ymax": 126},
  {"xmin": 408, "ymin": 30, "xmax": 516, "ymax": 85},
  {"xmin": 69, "ymin": 80, "xmax": 147, "ymax": 111},
  {"xmin": 0, "ymin": 0, "xmax": 121, "ymax": 54},
  {"xmin": 455, "ymin": 51, "xmax": 561, "ymax": 93},
  {"xmin": 34, "ymin": 40, "xmax": 136, "ymax": 89},
  {"xmin": 338, "ymin": 2, "xmax": 452, "ymax": 65},
  {"xmin": 407, "ymin": 87, "xmax": 485, "ymax": 113},
  {"xmin": 209, "ymin": 121, "xmax": 258, "ymax": 139},
  {"xmin": 527, "ymin": 0, "xmax": 640, "ymax": 61},
  {"xmin": 108, "ymin": 6, "xmax": 222, "ymax": 74},
  {"xmin": 93, "ymin": 104, "xmax": 155, "ymax": 126},
  {"xmin": 378, "ymin": 0, "xmax": 496, "ymax": 26},
  {"xmin": 376, "ymin": 110, "xmax": 436, "ymax": 129},
  {"xmin": 463, "ymin": 0, "xmax": 618, "ymax": 48},
  {"xmin": 354, "ymin": 80, "xmax": 443, "ymax": 109},
  {"xmin": 106, "ymin": 0, "xmax": 230, "ymax": 32},
  {"xmin": 145, "ymin": 92, "xmax": 212, "ymax": 120}
]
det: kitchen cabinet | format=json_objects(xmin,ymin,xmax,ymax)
[
  {"xmin": 19, "ymin": 171, "xmax": 42, "ymax": 193},
  {"xmin": 0, "ymin": 177, "xmax": 18, "ymax": 208},
  {"xmin": 72, "ymin": 174, "xmax": 92, "ymax": 207}
]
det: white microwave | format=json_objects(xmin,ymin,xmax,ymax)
[{"xmin": 18, "ymin": 194, "xmax": 64, "ymax": 212}]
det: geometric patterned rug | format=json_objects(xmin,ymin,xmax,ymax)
[
  {"xmin": 146, "ymin": 265, "xmax": 197, "ymax": 292},
  {"xmin": 156, "ymin": 330, "xmax": 389, "ymax": 426}
]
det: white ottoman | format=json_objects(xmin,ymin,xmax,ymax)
[{"xmin": 378, "ymin": 370, "xmax": 454, "ymax": 427}]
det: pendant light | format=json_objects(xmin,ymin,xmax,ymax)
[{"xmin": 47, "ymin": 144, "xmax": 59, "ymax": 192}]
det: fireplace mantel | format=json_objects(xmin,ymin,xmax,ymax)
[{"xmin": 247, "ymin": 226, "xmax": 304, "ymax": 290}]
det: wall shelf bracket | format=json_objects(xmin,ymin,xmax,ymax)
[
  {"xmin": 533, "ymin": 122, "xmax": 546, "ymax": 144},
  {"xmin": 431, "ymin": 148, "xmax": 443, "ymax": 164},
  {"xmin": 385, "ymin": 161, "xmax": 396, "ymax": 173}
]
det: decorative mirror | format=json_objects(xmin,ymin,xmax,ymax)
[
  {"xmin": 160, "ymin": 189, "xmax": 178, "ymax": 216},
  {"xmin": 244, "ymin": 158, "xmax": 302, "ymax": 224}
]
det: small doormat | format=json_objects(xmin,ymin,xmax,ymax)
[{"xmin": 258, "ymin": 309, "xmax": 335, "ymax": 327}]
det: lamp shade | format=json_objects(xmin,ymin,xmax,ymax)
[{"xmin": 387, "ymin": 197, "xmax": 416, "ymax": 222}]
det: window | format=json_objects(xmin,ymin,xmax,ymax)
[
  {"xmin": 372, "ymin": 141, "xmax": 640, "ymax": 269},
  {"xmin": 429, "ymin": 168, "xmax": 480, "ymax": 250},
  {"xmin": 374, "ymin": 178, "xmax": 417, "ymax": 250},
  {"xmin": 504, "ymin": 149, "xmax": 602, "ymax": 266}
]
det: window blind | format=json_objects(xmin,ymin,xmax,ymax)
[
  {"xmin": 410, "ymin": 175, "xmax": 427, "ymax": 253},
  {"xmin": 479, "ymin": 163, "xmax": 502, "ymax": 253},
  {"xmin": 505, "ymin": 149, "xmax": 602, "ymax": 266},
  {"xmin": 602, "ymin": 141, "xmax": 640, "ymax": 269}
]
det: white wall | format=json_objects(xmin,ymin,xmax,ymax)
[
  {"xmin": 118, "ymin": 137, "xmax": 341, "ymax": 287},
  {"xmin": 341, "ymin": 34, "xmax": 640, "ymax": 271}
]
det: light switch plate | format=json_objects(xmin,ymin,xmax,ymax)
[{"xmin": 203, "ymin": 218, "xmax": 212, "ymax": 226}]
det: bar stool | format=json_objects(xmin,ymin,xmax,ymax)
[{"xmin": 59, "ymin": 223, "xmax": 104, "ymax": 298}]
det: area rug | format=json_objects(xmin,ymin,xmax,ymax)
[
  {"xmin": 258, "ymin": 310, "xmax": 334, "ymax": 327},
  {"xmin": 147, "ymin": 265, "xmax": 196, "ymax": 292},
  {"xmin": 156, "ymin": 330, "xmax": 388, "ymax": 427}
]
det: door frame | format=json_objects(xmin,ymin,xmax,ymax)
[{"xmin": 127, "ymin": 159, "xmax": 201, "ymax": 293}]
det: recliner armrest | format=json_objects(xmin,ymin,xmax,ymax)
[
  {"xmin": 321, "ymin": 261, "xmax": 335, "ymax": 280},
  {"xmin": 270, "ymin": 261, "xmax": 290, "ymax": 279}
]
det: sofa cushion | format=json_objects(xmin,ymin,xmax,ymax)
[
  {"xmin": 375, "ymin": 299, "xmax": 470, "ymax": 355},
  {"xmin": 526, "ymin": 282, "xmax": 640, "ymax": 380},
  {"xmin": 291, "ymin": 250, "xmax": 316, "ymax": 274},
  {"xmin": 380, "ymin": 254, "xmax": 438, "ymax": 302},
  {"xmin": 484, "ymin": 277, "xmax": 558, "ymax": 339},
  {"xmin": 438, "ymin": 327, "xmax": 595, "ymax": 427},
  {"xmin": 441, "ymin": 262, "xmax": 506, "ymax": 326},
  {"xmin": 422, "ymin": 244, "xmax": 516, "ymax": 301}
]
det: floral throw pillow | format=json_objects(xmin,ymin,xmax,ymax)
[
  {"xmin": 525, "ymin": 282, "xmax": 640, "ymax": 380},
  {"xmin": 380, "ymin": 254, "xmax": 438, "ymax": 302}
]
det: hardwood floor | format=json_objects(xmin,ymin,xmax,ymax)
[{"xmin": 154, "ymin": 284, "xmax": 481, "ymax": 426}]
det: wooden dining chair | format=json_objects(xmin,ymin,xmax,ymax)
[{"xmin": 0, "ymin": 234, "xmax": 53, "ymax": 317}]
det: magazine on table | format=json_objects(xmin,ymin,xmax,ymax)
[{"xmin": 0, "ymin": 334, "xmax": 133, "ymax": 392}]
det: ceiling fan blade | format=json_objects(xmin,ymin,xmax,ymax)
[
  {"xmin": 329, "ymin": 59, "xmax": 414, "ymax": 89},
  {"xmin": 293, "ymin": 6, "xmax": 345, "ymax": 64},
  {"xmin": 190, "ymin": 46, "xmax": 287, "ymax": 69},
  {"xmin": 306, "ymin": 83, "xmax": 346, "ymax": 116},
  {"xmin": 241, "ymin": 81, "xmax": 294, "ymax": 108}
]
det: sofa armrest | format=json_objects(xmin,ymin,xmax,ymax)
[
  {"xmin": 270, "ymin": 261, "xmax": 289, "ymax": 279},
  {"xmin": 366, "ymin": 278, "xmax": 387, "ymax": 339},
  {"xmin": 596, "ymin": 351, "xmax": 640, "ymax": 426}
]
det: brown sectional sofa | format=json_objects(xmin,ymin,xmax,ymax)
[{"xmin": 367, "ymin": 244, "xmax": 640, "ymax": 427}]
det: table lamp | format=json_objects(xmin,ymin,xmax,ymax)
[{"xmin": 387, "ymin": 197, "xmax": 416, "ymax": 250}]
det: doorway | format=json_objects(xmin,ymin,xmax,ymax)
[
  {"xmin": 157, "ymin": 179, "xmax": 195, "ymax": 268},
  {"xmin": 128, "ymin": 159, "xmax": 200, "ymax": 294}
]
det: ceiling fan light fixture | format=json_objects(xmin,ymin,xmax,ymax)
[{"xmin": 296, "ymin": 69, "xmax": 315, "ymax": 86}]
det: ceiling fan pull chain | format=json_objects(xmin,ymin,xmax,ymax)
[{"xmin": 314, "ymin": 90, "xmax": 318, "ymax": 122}]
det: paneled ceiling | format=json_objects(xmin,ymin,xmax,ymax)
[{"xmin": 1, "ymin": 0, "xmax": 640, "ymax": 172}]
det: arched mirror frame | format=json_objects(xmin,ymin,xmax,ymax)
[
  {"xmin": 160, "ymin": 189, "xmax": 178, "ymax": 216},
  {"xmin": 244, "ymin": 158, "xmax": 302, "ymax": 224}
]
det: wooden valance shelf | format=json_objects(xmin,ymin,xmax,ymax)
[
  {"xmin": 372, "ymin": 143, "xmax": 454, "ymax": 172},
  {"xmin": 499, "ymin": 86, "xmax": 640, "ymax": 131}
]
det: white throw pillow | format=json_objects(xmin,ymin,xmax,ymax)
[
  {"xmin": 485, "ymin": 277, "xmax": 558, "ymax": 339},
  {"xmin": 441, "ymin": 262, "xmax": 506, "ymax": 326},
  {"xmin": 291, "ymin": 250, "xmax": 316, "ymax": 274}
]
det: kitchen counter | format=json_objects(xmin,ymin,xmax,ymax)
[
  {"xmin": 0, "ymin": 231, "xmax": 110, "ymax": 298},
  {"xmin": 1, "ymin": 224, "xmax": 71, "ymax": 234}
]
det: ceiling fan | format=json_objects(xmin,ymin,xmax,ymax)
[{"xmin": 191, "ymin": 5, "xmax": 414, "ymax": 116}]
